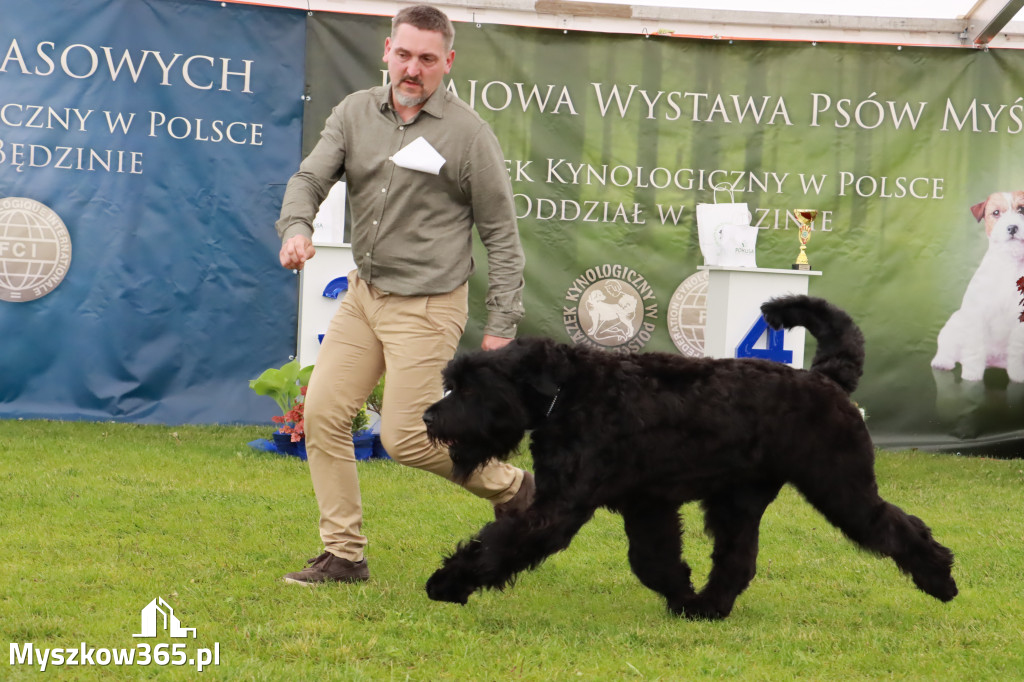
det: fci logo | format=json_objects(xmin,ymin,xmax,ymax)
[{"xmin": 0, "ymin": 197, "xmax": 72, "ymax": 302}]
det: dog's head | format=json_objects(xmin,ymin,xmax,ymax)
[
  {"xmin": 971, "ymin": 191, "xmax": 1024, "ymax": 264},
  {"xmin": 423, "ymin": 337, "xmax": 570, "ymax": 482},
  {"xmin": 970, "ymin": 191, "xmax": 1024, "ymax": 237}
]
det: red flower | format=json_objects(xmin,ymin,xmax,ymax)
[{"xmin": 272, "ymin": 386, "xmax": 306, "ymax": 442}]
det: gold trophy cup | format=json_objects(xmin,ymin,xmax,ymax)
[{"xmin": 792, "ymin": 209, "xmax": 817, "ymax": 271}]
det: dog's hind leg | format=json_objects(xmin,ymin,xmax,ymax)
[
  {"xmin": 619, "ymin": 500, "xmax": 696, "ymax": 616},
  {"xmin": 686, "ymin": 483, "xmax": 782, "ymax": 620},
  {"xmin": 791, "ymin": 448, "xmax": 958, "ymax": 603}
]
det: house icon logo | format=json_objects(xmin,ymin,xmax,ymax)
[{"xmin": 132, "ymin": 597, "xmax": 197, "ymax": 638}]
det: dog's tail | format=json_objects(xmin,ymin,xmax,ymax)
[{"xmin": 760, "ymin": 295, "xmax": 865, "ymax": 394}]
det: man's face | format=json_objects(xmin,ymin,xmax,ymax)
[{"xmin": 383, "ymin": 23, "xmax": 454, "ymax": 109}]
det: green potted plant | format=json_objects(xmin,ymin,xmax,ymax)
[
  {"xmin": 249, "ymin": 359, "xmax": 377, "ymax": 460},
  {"xmin": 366, "ymin": 374, "xmax": 385, "ymax": 417},
  {"xmin": 249, "ymin": 359, "xmax": 313, "ymax": 458}
]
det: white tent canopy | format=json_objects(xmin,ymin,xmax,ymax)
[
  {"xmin": 618, "ymin": 0, "xmax": 1009, "ymax": 20},
  {"xmin": 228, "ymin": 0, "xmax": 1024, "ymax": 47}
]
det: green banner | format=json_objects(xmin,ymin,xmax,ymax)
[{"xmin": 304, "ymin": 13, "xmax": 1024, "ymax": 453}]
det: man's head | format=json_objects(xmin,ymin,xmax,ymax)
[
  {"xmin": 384, "ymin": 5, "xmax": 455, "ymax": 110},
  {"xmin": 393, "ymin": 5, "xmax": 455, "ymax": 51}
]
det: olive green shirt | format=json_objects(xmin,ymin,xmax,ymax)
[{"xmin": 276, "ymin": 85, "xmax": 525, "ymax": 337}]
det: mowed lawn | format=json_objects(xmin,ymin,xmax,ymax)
[{"xmin": 1, "ymin": 419, "xmax": 1022, "ymax": 681}]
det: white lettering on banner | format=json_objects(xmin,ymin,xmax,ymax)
[
  {"xmin": 506, "ymin": 154, "xmax": 944, "ymax": 217},
  {"xmin": 505, "ymin": 159, "xmax": 534, "ymax": 183},
  {"xmin": 147, "ymin": 112, "xmax": 263, "ymax": 145},
  {"xmin": 0, "ymin": 38, "xmax": 254, "ymax": 93},
  {"xmin": 838, "ymin": 173, "xmax": 944, "ymax": 199},
  {"xmin": 428, "ymin": 67, "xmax": 1024, "ymax": 141},
  {"xmin": 0, "ymin": 33, "xmax": 267, "ymax": 179},
  {"xmin": 441, "ymin": 78, "xmax": 579, "ymax": 114},
  {"xmin": 514, "ymin": 195, "xmax": 645, "ymax": 225},
  {"xmin": 809, "ymin": 92, "xmax": 928, "ymax": 130},
  {"xmin": 590, "ymin": 83, "xmax": 793, "ymax": 124},
  {"xmin": 0, "ymin": 139, "xmax": 143, "ymax": 174},
  {"xmin": 437, "ymin": 75, "xmax": 1024, "ymax": 140},
  {"xmin": 941, "ymin": 97, "xmax": 1024, "ymax": 134},
  {"xmin": 0, "ymin": 104, "xmax": 93, "ymax": 131},
  {"xmin": 542, "ymin": 160, "xmax": 790, "ymax": 194},
  {"xmin": 656, "ymin": 204, "xmax": 687, "ymax": 225}
]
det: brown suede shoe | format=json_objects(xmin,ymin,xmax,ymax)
[
  {"xmin": 283, "ymin": 552, "xmax": 369, "ymax": 585},
  {"xmin": 493, "ymin": 470, "xmax": 535, "ymax": 520}
]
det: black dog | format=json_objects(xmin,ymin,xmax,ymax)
[{"xmin": 422, "ymin": 295, "xmax": 957, "ymax": 619}]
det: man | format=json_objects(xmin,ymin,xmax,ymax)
[{"xmin": 275, "ymin": 5, "xmax": 534, "ymax": 585}]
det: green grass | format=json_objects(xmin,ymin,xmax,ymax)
[{"xmin": 1, "ymin": 420, "xmax": 1022, "ymax": 681}]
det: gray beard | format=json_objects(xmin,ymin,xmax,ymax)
[{"xmin": 393, "ymin": 85, "xmax": 427, "ymax": 108}]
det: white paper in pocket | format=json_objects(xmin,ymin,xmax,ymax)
[{"xmin": 391, "ymin": 136, "xmax": 446, "ymax": 175}]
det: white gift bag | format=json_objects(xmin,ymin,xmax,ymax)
[{"xmin": 696, "ymin": 186, "xmax": 757, "ymax": 268}]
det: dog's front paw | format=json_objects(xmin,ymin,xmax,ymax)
[
  {"xmin": 960, "ymin": 366, "xmax": 985, "ymax": 382},
  {"xmin": 675, "ymin": 595, "xmax": 731, "ymax": 621},
  {"xmin": 425, "ymin": 568, "xmax": 475, "ymax": 605},
  {"xmin": 913, "ymin": 571, "xmax": 958, "ymax": 603}
]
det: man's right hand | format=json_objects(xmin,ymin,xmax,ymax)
[{"xmin": 280, "ymin": 235, "xmax": 316, "ymax": 270}]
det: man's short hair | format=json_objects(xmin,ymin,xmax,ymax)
[{"xmin": 392, "ymin": 5, "xmax": 455, "ymax": 51}]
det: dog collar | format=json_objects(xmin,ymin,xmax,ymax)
[{"xmin": 545, "ymin": 388, "xmax": 561, "ymax": 418}]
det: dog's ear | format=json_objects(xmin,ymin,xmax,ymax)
[
  {"xmin": 970, "ymin": 199, "xmax": 988, "ymax": 223},
  {"xmin": 509, "ymin": 337, "xmax": 566, "ymax": 397},
  {"xmin": 527, "ymin": 369, "xmax": 559, "ymax": 397}
]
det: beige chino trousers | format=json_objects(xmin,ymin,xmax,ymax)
[{"xmin": 302, "ymin": 273, "xmax": 524, "ymax": 562}]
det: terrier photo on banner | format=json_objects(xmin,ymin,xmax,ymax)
[{"xmin": 931, "ymin": 191, "xmax": 1024, "ymax": 437}]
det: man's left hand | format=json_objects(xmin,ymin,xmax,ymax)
[{"xmin": 481, "ymin": 334, "xmax": 513, "ymax": 351}]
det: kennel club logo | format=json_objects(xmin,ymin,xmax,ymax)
[
  {"xmin": 667, "ymin": 270, "xmax": 708, "ymax": 358},
  {"xmin": 563, "ymin": 264, "xmax": 658, "ymax": 351},
  {"xmin": 0, "ymin": 197, "xmax": 72, "ymax": 302}
]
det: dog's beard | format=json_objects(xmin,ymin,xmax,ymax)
[
  {"xmin": 425, "ymin": 371, "xmax": 534, "ymax": 482},
  {"xmin": 426, "ymin": 412, "xmax": 528, "ymax": 483},
  {"xmin": 448, "ymin": 444, "xmax": 491, "ymax": 484},
  {"xmin": 431, "ymin": 429, "xmax": 526, "ymax": 483}
]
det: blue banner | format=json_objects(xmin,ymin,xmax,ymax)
[{"xmin": 0, "ymin": 0, "xmax": 305, "ymax": 423}]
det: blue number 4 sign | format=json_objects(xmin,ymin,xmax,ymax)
[{"xmin": 735, "ymin": 315, "xmax": 793, "ymax": 364}]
